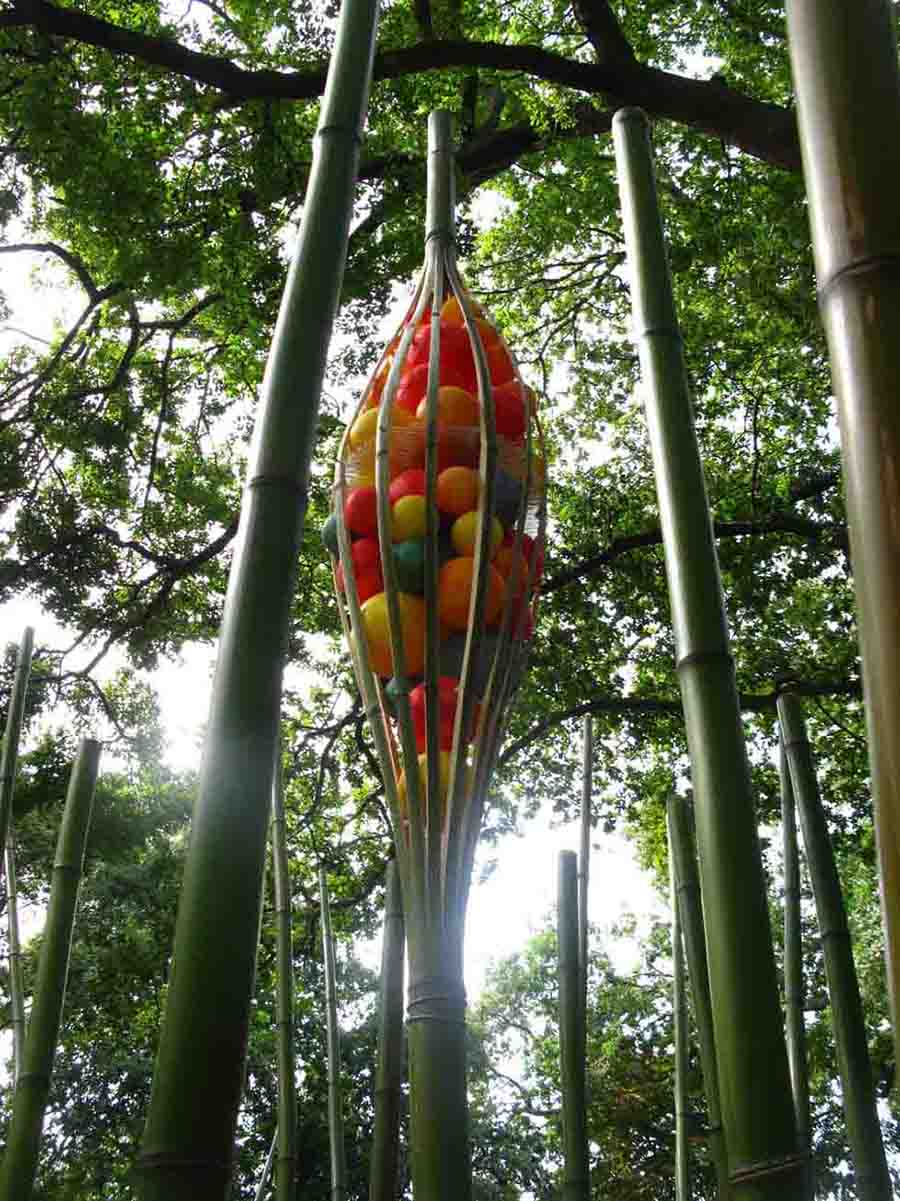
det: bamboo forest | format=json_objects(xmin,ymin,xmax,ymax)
[{"xmin": 2, "ymin": 0, "xmax": 900, "ymax": 1198}]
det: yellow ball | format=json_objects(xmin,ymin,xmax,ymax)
[
  {"xmin": 360, "ymin": 591, "xmax": 426, "ymax": 677},
  {"xmin": 391, "ymin": 494, "xmax": 428, "ymax": 542},
  {"xmin": 397, "ymin": 752, "xmax": 475, "ymax": 823},
  {"xmin": 451, "ymin": 510, "xmax": 502, "ymax": 558}
]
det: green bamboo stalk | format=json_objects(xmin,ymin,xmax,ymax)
[
  {"xmin": 778, "ymin": 693, "xmax": 891, "ymax": 1201},
  {"xmin": 0, "ymin": 627, "xmax": 34, "ymax": 883},
  {"xmin": 271, "ymin": 752, "xmax": 296, "ymax": 1201},
  {"xmin": 666, "ymin": 796, "xmax": 729, "ymax": 1201},
  {"xmin": 134, "ymin": 1, "xmax": 379, "ymax": 1195},
  {"xmin": 369, "ymin": 861, "xmax": 405, "ymax": 1201},
  {"xmin": 1, "ymin": 627, "xmax": 34, "ymax": 1086},
  {"xmin": 577, "ymin": 716, "xmax": 592, "ymax": 1051},
  {"xmin": 0, "ymin": 737, "xmax": 101, "ymax": 1201},
  {"xmin": 320, "ymin": 866, "xmax": 347, "ymax": 1201},
  {"xmin": 558, "ymin": 850, "xmax": 589, "ymax": 1201},
  {"xmin": 670, "ymin": 849, "xmax": 689, "ymax": 1201},
  {"xmin": 254, "ymin": 1131, "xmax": 277, "ymax": 1201},
  {"xmin": 783, "ymin": 0, "xmax": 900, "ymax": 1045},
  {"xmin": 612, "ymin": 108, "xmax": 801, "ymax": 1199},
  {"xmin": 7, "ymin": 827, "xmax": 26, "ymax": 1084},
  {"xmin": 778, "ymin": 738, "xmax": 814, "ymax": 1200}
]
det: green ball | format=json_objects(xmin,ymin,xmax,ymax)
[
  {"xmin": 393, "ymin": 539, "xmax": 426, "ymax": 593},
  {"xmin": 384, "ymin": 674, "xmax": 422, "ymax": 716},
  {"xmin": 321, "ymin": 513, "xmax": 339, "ymax": 557}
]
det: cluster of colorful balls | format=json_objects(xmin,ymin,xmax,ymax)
[{"xmin": 323, "ymin": 290, "xmax": 545, "ymax": 813}]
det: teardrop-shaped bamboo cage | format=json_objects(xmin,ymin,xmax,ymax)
[{"xmin": 329, "ymin": 112, "xmax": 547, "ymax": 928}]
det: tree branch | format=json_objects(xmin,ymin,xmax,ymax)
[
  {"xmin": 572, "ymin": 0, "xmax": 635, "ymax": 65},
  {"xmin": 542, "ymin": 512, "xmax": 848, "ymax": 595},
  {"xmin": 3, "ymin": 1, "xmax": 801, "ymax": 170},
  {"xmin": 500, "ymin": 678, "xmax": 863, "ymax": 763}
]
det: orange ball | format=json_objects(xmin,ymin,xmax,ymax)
[
  {"xmin": 417, "ymin": 385, "xmax": 479, "ymax": 427},
  {"xmin": 437, "ymin": 558, "xmax": 505, "ymax": 630},
  {"xmin": 360, "ymin": 591, "xmax": 426, "ymax": 677},
  {"xmin": 436, "ymin": 466, "xmax": 479, "ymax": 516},
  {"xmin": 494, "ymin": 544, "xmax": 530, "ymax": 593},
  {"xmin": 440, "ymin": 295, "xmax": 485, "ymax": 325}
]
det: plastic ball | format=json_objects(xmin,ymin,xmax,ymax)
[
  {"xmin": 344, "ymin": 565, "xmax": 384, "ymax": 603},
  {"xmin": 492, "ymin": 379, "xmax": 527, "ymax": 440},
  {"xmin": 363, "ymin": 355, "xmax": 393, "ymax": 410},
  {"xmin": 396, "ymin": 362, "xmax": 470, "ymax": 414},
  {"xmin": 349, "ymin": 537, "xmax": 380, "ymax": 572},
  {"xmin": 438, "ymin": 632, "xmax": 501, "ymax": 696},
  {"xmin": 440, "ymin": 295, "xmax": 485, "ymax": 325},
  {"xmin": 409, "ymin": 677, "xmax": 476, "ymax": 751},
  {"xmin": 397, "ymin": 751, "xmax": 452, "ymax": 816},
  {"xmin": 451, "ymin": 511, "xmax": 503, "ymax": 558},
  {"xmin": 436, "ymin": 466, "xmax": 479, "ymax": 516},
  {"xmin": 486, "ymin": 342, "xmax": 514, "ymax": 385},
  {"xmin": 393, "ymin": 539, "xmax": 426, "ymax": 593},
  {"xmin": 494, "ymin": 544, "xmax": 530, "ymax": 593},
  {"xmin": 438, "ymin": 558, "xmax": 505, "ymax": 629},
  {"xmin": 494, "ymin": 469, "xmax": 524, "ymax": 528},
  {"xmin": 360, "ymin": 591, "xmax": 426, "ymax": 677},
  {"xmin": 391, "ymin": 494, "xmax": 427, "ymax": 542},
  {"xmin": 344, "ymin": 486, "xmax": 379, "ymax": 537},
  {"xmin": 321, "ymin": 513, "xmax": 339, "ymax": 557},
  {"xmin": 408, "ymin": 321, "xmax": 475, "ymax": 380},
  {"xmin": 384, "ymin": 674, "xmax": 422, "ymax": 717},
  {"xmin": 417, "ymin": 386, "xmax": 479, "ymax": 428},
  {"xmin": 389, "ymin": 468, "xmax": 427, "ymax": 506}
]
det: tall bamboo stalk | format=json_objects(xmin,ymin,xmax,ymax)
[
  {"xmin": 134, "ymin": 2, "xmax": 379, "ymax": 1195},
  {"xmin": 271, "ymin": 751, "xmax": 296, "ymax": 1201},
  {"xmin": 612, "ymin": 108, "xmax": 801, "ymax": 1198},
  {"xmin": 0, "ymin": 627, "xmax": 33, "ymax": 878},
  {"xmin": 666, "ymin": 796, "xmax": 729, "ymax": 1201},
  {"xmin": 369, "ymin": 861, "xmax": 405, "ymax": 1201},
  {"xmin": 558, "ymin": 851, "xmax": 589, "ymax": 1201},
  {"xmin": 784, "ymin": 0, "xmax": 900, "ymax": 1045},
  {"xmin": 7, "ymin": 827, "xmax": 26, "ymax": 1084},
  {"xmin": 320, "ymin": 866, "xmax": 347, "ymax": 1201},
  {"xmin": 0, "ymin": 737, "xmax": 101, "ymax": 1201},
  {"xmin": 1, "ymin": 613, "xmax": 33, "ymax": 1062},
  {"xmin": 778, "ymin": 693, "xmax": 891, "ymax": 1200},
  {"xmin": 1, "ymin": 627, "xmax": 34, "ymax": 1085},
  {"xmin": 577, "ymin": 716, "xmax": 592, "ymax": 1049},
  {"xmin": 779, "ymin": 738, "xmax": 814, "ymax": 1200},
  {"xmin": 670, "ymin": 848, "xmax": 689, "ymax": 1201}
]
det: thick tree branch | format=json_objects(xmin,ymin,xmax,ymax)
[
  {"xmin": 3, "ymin": 1, "xmax": 801, "ymax": 170},
  {"xmin": 500, "ymin": 678, "xmax": 863, "ymax": 763},
  {"xmin": 572, "ymin": 0, "xmax": 635, "ymax": 65},
  {"xmin": 543, "ymin": 511, "xmax": 848, "ymax": 595}
]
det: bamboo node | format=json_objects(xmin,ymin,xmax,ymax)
[
  {"xmin": 675, "ymin": 648, "xmax": 733, "ymax": 673},
  {"xmin": 817, "ymin": 250, "xmax": 900, "ymax": 304}
]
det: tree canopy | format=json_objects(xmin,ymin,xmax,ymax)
[{"xmin": 0, "ymin": 0, "xmax": 895, "ymax": 1196}]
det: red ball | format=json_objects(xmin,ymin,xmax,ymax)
[
  {"xmin": 487, "ymin": 342, "xmax": 514, "ymax": 385},
  {"xmin": 389, "ymin": 469, "xmax": 427, "ymax": 506},
  {"xmin": 409, "ymin": 677, "xmax": 465, "ymax": 751},
  {"xmin": 408, "ymin": 322, "xmax": 477, "ymax": 390},
  {"xmin": 355, "ymin": 566, "xmax": 384, "ymax": 604},
  {"xmin": 503, "ymin": 530, "xmax": 545, "ymax": 583},
  {"xmin": 344, "ymin": 486, "xmax": 379, "ymax": 537},
  {"xmin": 492, "ymin": 380, "xmax": 527, "ymax": 439},
  {"xmin": 352, "ymin": 537, "xmax": 381, "ymax": 571},
  {"xmin": 396, "ymin": 362, "xmax": 471, "ymax": 414}
]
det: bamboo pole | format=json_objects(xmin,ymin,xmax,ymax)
[
  {"xmin": 779, "ymin": 738, "xmax": 814, "ymax": 1200},
  {"xmin": 7, "ymin": 827, "xmax": 26, "ymax": 1084},
  {"xmin": 271, "ymin": 752, "xmax": 296, "ymax": 1201},
  {"xmin": 667, "ymin": 796, "xmax": 729, "ymax": 1201},
  {"xmin": 134, "ymin": 1, "xmax": 379, "ymax": 1195},
  {"xmin": 612, "ymin": 108, "xmax": 802, "ymax": 1198},
  {"xmin": 320, "ymin": 866, "xmax": 347, "ymax": 1201},
  {"xmin": 577, "ymin": 717, "xmax": 592, "ymax": 1049},
  {"xmin": 369, "ymin": 861, "xmax": 405, "ymax": 1201},
  {"xmin": 784, "ymin": 0, "xmax": 900, "ymax": 1046},
  {"xmin": 1, "ymin": 627, "xmax": 34, "ymax": 1085},
  {"xmin": 254, "ymin": 1131, "xmax": 277, "ymax": 1201},
  {"xmin": 0, "ymin": 737, "xmax": 101, "ymax": 1201},
  {"xmin": 0, "ymin": 627, "xmax": 34, "ymax": 882},
  {"xmin": 558, "ymin": 851, "xmax": 589, "ymax": 1201},
  {"xmin": 778, "ymin": 693, "xmax": 891, "ymax": 1201},
  {"xmin": 670, "ymin": 849, "xmax": 689, "ymax": 1201}
]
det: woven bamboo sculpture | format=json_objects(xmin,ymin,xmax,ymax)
[{"xmin": 325, "ymin": 112, "xmax": 546, "ymax": 925}]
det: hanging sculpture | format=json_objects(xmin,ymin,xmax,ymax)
[{"xmin": 321, "ymin": 110, "xmax": 546, "ymax": 1199}]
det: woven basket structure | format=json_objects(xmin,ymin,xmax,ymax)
[{"xmin": 327, "ymin": 113, "xmax": 547, "ymax": 926}]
